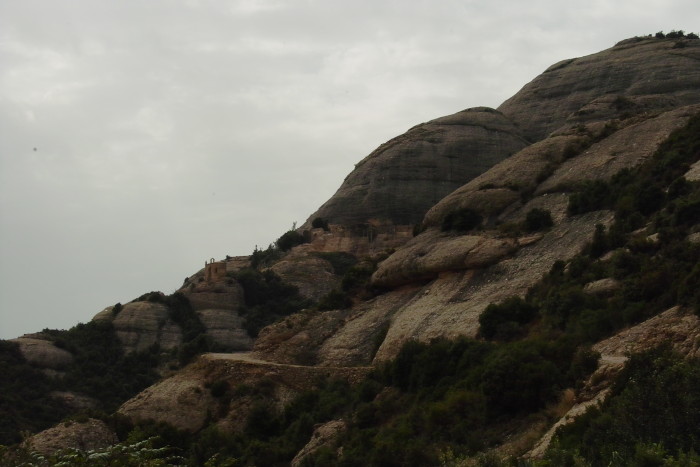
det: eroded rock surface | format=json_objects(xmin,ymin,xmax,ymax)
[
  {"xmin": 22, "ymin": 418, "xmax": 117, "ymax": 456},
  {"xmin": 111, "ymin": 302, "xmax": 182, "ymax": 354},
  {"xmin": 118, "ymin": 353, "xmax": 371, "ymax": 433},
  {"xmin": 305, "ymin": 107, "xmax": 528, "ymax": 226},
  {"xmin": 196, "ymin": 309, "xmax": 253, "ymax": 350},
  {"xmin": 10, "ymin": 337, "xmax": 74, "ymax": 370},
  {"xmin": 499, "ymin": 37, "xmax": 700, "ymax": 141}
]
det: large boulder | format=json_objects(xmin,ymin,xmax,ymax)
[
  {"xmin": 110, "ymin": 302, "xmax": 182, "ymax": 354},
  {"xmin": 10, "ymin": 337, "xmax": 73, "ymax": 370},
  {"xmin": 21, "ymin": 418, "xmax": 117, "ymax": 456},
  {"xmin": 196, "ymin": 309, "xmax": 253, "ymax": 350},
  {"xmin": 304, "ymin": 107, "xmax": 528, "ymax": 227},
  {"xmin": 499, "ymin": 36, "xmax": 700, "ymax": 141}
]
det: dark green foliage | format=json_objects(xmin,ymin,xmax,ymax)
[
  {"xmin": 441, "ymin": 208, "xmax": 483, "ymax": 232},
  {"xmin": 0, "ymin": 341, "xmax": 67, "ymax": 444},
  {"xmin": 524, "ymin": 208, "xmax": 553, "ymax": 232},
  {"xmin": 250, "ymin": 244, "xmax": 282, "ymax": 269},
  {"xmin": 479, "ymin": 296, "xmax": 538, "ymax": 340},
  {"xmin": 551, "ymin": 346, "xmax": 700, "ymax": 465},
  {"xmin": 163, "ymin": 292, "xmax": 205, "ymax": 343},
  {"xmin": 233, "ymin": 268, "xmax": 310, "ymax": 337},
  {"xmin": 312, "ymin": 251, "xmax": 358, "ymax": 276},
  {"xmin": 567, "ymin": 179, "xmax": 613, "ymax": 215},
  {"xmin": 1, "ymin": 321, "xmax": 161, "ymax": 445},
  {"xmin": 311, "ymin": 217, "xmax": 330, "ymax": 231},
  {"xmin": 275, "ymin": 230, "xmax": 307, "ymax": 251},
  {"xmin": 44, "ymin": 321, "xmax": 160, "ymax": 411},
  {"xmin": 341, "ymin": 263, "xmax": 374, "ymax": 291},
  {"xmin": 317, "ymin": 289, "xmax": 352, "ymax": 311}
]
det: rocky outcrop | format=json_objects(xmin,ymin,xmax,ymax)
[
  {"xmin": 268, "ymin": 250, "xmax": 339, "ymax": 301},
  {"xmin": 118, "ymin": 353, "xmax": 371, "ymax": 432},
  {"xmin": 22, "ymin": 418, "xmax": 117, "ymax": 456},
  {"xmin": 304, "ymin": 107, "xmax": 529, "ymax": 227},
  {"xmin": 499, "ymin": 37, "xmax": 700, "ymax": 142},
  {"xmin": 371, "ymin": 231, "xmax": 519, "ymax": 288},
  {"xmin": 184, "ymin": 285, "xmax": 244, "ymax": 312},
  {"xmin": 536, "ymin": 105, "xmax": 700, "ymax": 194},
  {"xmin": 10, "ymin": 336, "xmax": 73, "ymax": 370},
  {"xmin": 196, "ymin": 309, "xmax": 253, "ymax": 350},
  {"xmin": 423, "ymin": 105, "xmax": 699, "ymax": 229},
  {"xmin": 108, "ymin": 302, "xmax": 182, "ymax": 354},
  {"xmin": 528, "ymin": 306, "xmax": 700, "ymax": 458},
  {"xmin": 583, "ymin": 278, "xmax": 621, "ymax": 297},
  {"xmin": 291, "ymin": 420, "xmax": 347, "ymax": 467}
]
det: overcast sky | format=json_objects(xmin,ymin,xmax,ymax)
[{"xmin": 1, "ymin": 0, "xmax": 698, "ymax": 339}]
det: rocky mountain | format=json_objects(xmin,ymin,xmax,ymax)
[
  {"xmin": 3, "ymin": 34, "xmax": 700, "ymax": 466},
  {"xmin": 304, "ymin": 107, "xmax": 529, "ymax": 227}
]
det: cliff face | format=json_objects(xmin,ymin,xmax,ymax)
[
  {"xmin": 499, "ymin": 36, "xmax": 700, "ymax": 141},
  {"xmin": 304, "ymin": 107, "xmax": 529, "ymax": 226},
  {"xmin": 10, "ymin": 35, "xmax": 700, "ymax": 462}
]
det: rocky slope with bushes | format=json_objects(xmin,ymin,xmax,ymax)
[{"xmin": 2, "ymin": 33, "xmax": 700, "ymax": 466}]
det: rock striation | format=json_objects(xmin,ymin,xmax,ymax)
[
  {"xmin": 499, "ymin": 37, "xmax": 700, "ymax": 141},
  {"xmin": 304, "ymin": 107, "xmax": 529, "ymax": 227}
]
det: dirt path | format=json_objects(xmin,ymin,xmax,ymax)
[{"xmin": 203, "ymin": 352, "xmax": 373, "ymax": 371}]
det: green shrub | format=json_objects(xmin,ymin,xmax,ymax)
[
  {"xmin": 312, "ymin": 251, "xmax": 358, "ymax": 276},
  {"xmin": 275, "ymin": 230, "xmax": 306, "ymax": 251},
  {"xmin": 233, "ymin": 268, "xmax": 310, "ymax": 337},
  {"xmin": 311, "ymin": 217, "xmax": 330, "ymax": 231},
  {"xmin": 552, "ymin": 346, "xmax": 700, "ymax": 465},
  {"xmin": 479, "ymin": 296, "xmax": 537, "ymax": 341},
  {"xmin": 317, "ymin": 289, "xmax": 352, "ymax": 311},
  {"xmin": 524, "ymin": 208, "xmax": 554, "ymax": 232},
  {"xmin": 441, "ymin": 208, "xmax": 483, "ymax": 232}
]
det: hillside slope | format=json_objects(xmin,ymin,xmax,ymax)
[{"xmin": 3, "ymin": 34, "xmax": 700, "ymax": 466}]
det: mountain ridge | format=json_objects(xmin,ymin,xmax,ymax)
[{"xmin": 3, "ymin": 34, "xmax": 700, "ymax": 465}]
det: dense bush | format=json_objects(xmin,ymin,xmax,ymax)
[
  {"xmin": 275, "ymin": 230, "xmax": 307, "ymax": 251},
  {"xmin": 311, "ymin": 217, "xmax": 330, "ymax": 231},
  {"xmin": 551, "ymin": 346, "xmax": 700, "ymax": 466},
  {"xmin": 311, "ymin": 251, "xmax": 358, "ymax": 276},
  {"xmin": 479, "ymin": 296, "xmax": 537, "ymax": 340},
  {"xmin": 316, "ymin": 289, "xmax": 353, "ymax": 311},
  {"xmin": 233, "ymin": 268, "xmax": 310, "ymax": 336},
  {"xmin": 524, "ymin": 208, "xmax": 554, "ymax": 232},
  {"xmin": 441, "ymin": 208, "xmax": 483, "ymax": 232}
]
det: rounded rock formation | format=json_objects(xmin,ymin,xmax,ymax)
[{"xmin": 304, "ymin": 107, "xmax": 529, "ymax": 227}]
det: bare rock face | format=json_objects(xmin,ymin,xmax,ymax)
[
  {"xmin": 583, "ymin": 278, "xmax": 621, "ymax": 297},
  {"xmin": 10, "ymin": 337, "xmax": 74, "ymax": 370},
  {"xmin": 196, "ymin": 309, "xmax": 253, "ymax": 350},
  {"xmin": 304, "ymin": 107, "xmax": 528, "ymax": 227},
  {"xmin": 119, "ymin": 353, "xmax": 371, "ymax": 433},
  {"xmin": 184, "ymin": 282, "xmax": 244, "ymax": 312},
  {"xmin": 268, "ymin": 250, "xmax": 339, "ymax": 301},
  {"xmin": 371, "ymin": 231, "xmax": 518, "ymax": 288},
  {"xmin": 499, "ymin": 37, "xmax": 700, "ymax": 141},
  {"xmin": 22, "ymin": 418, "xmax": 117, "ymax": 456},
  {"xmin": 422, "ymin": 105, "xmax": 699, "ymax": 230},
  {"xmin": 111, "ymin": 302, "xmax": 182, "ymax": 354},
  {"xmin": 372, "ymin": 211, "xmax": 612, "ymax": 362},
  {"xmin": 119, "ymin": 363, "xmax": 216, "ymax": 432},
  {"xmin": 536, "ymin": 105, "xmax": 700, "ymax": 194}
]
